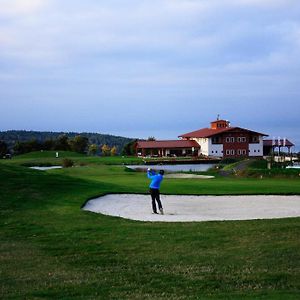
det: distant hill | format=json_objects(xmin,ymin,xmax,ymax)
[{"xmin": 0, "ymin": 130, "xmax": 136, "ymax": 154}]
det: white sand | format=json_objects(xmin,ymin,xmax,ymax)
[
  {"xmin": 30, "ymin": 166, "xmax": 62, "ymax": 170},
  {"xmin": 82, "ymin": 194, "xmax": 300, "ymax": 222}
]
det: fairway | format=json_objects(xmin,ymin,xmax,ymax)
[
  {"xmin": 83, "ymin": 194, "xmax": 300, "ymax": 222},
  {"xmin": 1, "ymin": 154, "xmax": 300, "ymax": 299}
]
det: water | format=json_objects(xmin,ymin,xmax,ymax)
[
  {"xmin": 30, "ymin": 166, "xmax": 62, "ymax": 171},
  {"xmin": 126, "ymin": 164, "xmax": 216, "ymax": 172},
  {"xmin": 286, "ymin": 165, "xmax": 300, "ymax": 169}
]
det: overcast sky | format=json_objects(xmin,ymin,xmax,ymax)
[{"xmin": 0, "ymin": 0, "xmax": 299, "ymax": 150}]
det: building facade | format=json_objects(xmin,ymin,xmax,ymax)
[
  {"xmin": 263, "ymin": 139, "xmax": 294, "ymax": 156},
  {"xmin": 136, "ymin": 119, "xmax": 268, "ymax": 158},
  {"xmin": 136, "ymin": 140, "xmax": 200, "ymax": 157}
]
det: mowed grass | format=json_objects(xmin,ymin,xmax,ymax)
[
  {"xmin": 1, "ymin": 154, "xmax": 300, "ymax": 299},
  {"xmin": 11, "ymin": 151, "xmax": 143, "ymax": 167},
  {"xmin": 57, "ymin": 165, "xmax": 300, "ymax": 195}
]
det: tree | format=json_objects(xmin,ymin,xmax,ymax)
[
  {"xmin": 0, "ymin": 140, "xmax": 8, "ymax": 158},
  {"xmin": 55, "ymin": 135, "xmax": 70, "ymax": 151},
  {"xmin": 13, "ymin": 141, "xmax": 24, "ymax": 155},
  {"xmin": 122, "ymin": 139, "xmax": 138, "ymax": 156},
  {"xmin": 110, "ymin": 146, "xmax": 117, "ymax": 156},
  {"xmin": 147, "ymin": 136, "xmax": 156, "ymax": 141},
  {"xmin": 101, "ymin": 144, "xmax": 111, "ymax": 156},
  {"xmin": 12, "ymin": 139, "xmax": 41, "ymax": 154},
  {"xmin": 69, "ymin": 135, "xmax": 89, "ymax": 153},
  {"xmin": 27, "ymin": 139, "xmax": 41, "ymax": 152},
  {"xmin": 43, "ymin": 139, "xmax": 55, "ymax": 150},
  {"xmin": 88, "ymin": 144, "xmax": 98, "ymax": 156}
]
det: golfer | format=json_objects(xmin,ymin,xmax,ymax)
[{"xmin": 147, "ymin": 168, "xmax": 164, "ymax": 214}]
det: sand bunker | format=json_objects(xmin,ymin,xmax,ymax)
[{"xmin": 83, "ymin": 194, "xmax": 300, "ymax": 222}]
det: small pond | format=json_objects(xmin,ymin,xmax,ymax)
[
  {"xmin": 286, "ymin": 165, "xmax": 300, "ymax": 169},
  {"xmin": 126, "ymin": 163, "xmax": 216, "ymax": 172}
]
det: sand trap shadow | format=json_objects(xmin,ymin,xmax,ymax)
[{"xmin": 82, "ymin": 194, "xmax": 300, "ymax": 222}]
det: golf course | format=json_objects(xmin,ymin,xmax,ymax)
[{"xmin": 1, "ymin": 151, "xmax": 300, "ymax": 299}]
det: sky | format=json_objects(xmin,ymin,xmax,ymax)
[{"xmin": 0, "ymin": 0, "xmax": 300, "ymax": 150}]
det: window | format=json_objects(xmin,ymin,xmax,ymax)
[
  {"xmin": 238, "ymin": 149, "xmax": 247, "ymax": 155},
  {"xmin": 226, "ymin": 149, "xmax": 235, "ymax": 155},
  {"xmin": 212, "ymin": 137, "xmax": 221, "ymax": 144},
  {"xmin": 250, "ymin": 136, "xmax": 259, "ymax": 143},
  {"xmin": 226, "ymin": 137, "xmax": 235, "ymax": 143}
]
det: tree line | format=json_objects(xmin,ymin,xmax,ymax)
[
  {"xmin": 0, "ymin": 130, "xmax": 137, "ymax": 157},
  {"xmin": 13, "ymin": 135, "xmax": 89, "ymax": 155}
]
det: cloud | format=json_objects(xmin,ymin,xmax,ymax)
[
  {"xmin": 0, "ymin": 0, "xmax": 47, "ymax": 16},
  {"xmin": 1, "ymin": 0, "xmax": 299, "ymax": 70},
  {"xmin": 232, "ymin": 0, "xmax": 295, "ymax": 7},
  {"xmin": 0, "ymin": 0, "xmax": 300, "ymax": 143}
]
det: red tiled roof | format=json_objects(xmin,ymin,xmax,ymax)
[
  {"xmin": 263, "ymin": 139, "xmax": 294, "ymax": 147},
  {"xmin": 179, "ymin": 127, "xmax": 268, "ymax": 138},
  {"xmin": 136, "ymin": 140, "xmax": 200, "ymax": 149}
]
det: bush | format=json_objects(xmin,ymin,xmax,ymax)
[
  {"xmin": 62, "ymin": 158, "xmax": 74, "ymax": 168},
  {"xmin": 219, "ymin": 158, "xmax": 241, "ymax": 164}
]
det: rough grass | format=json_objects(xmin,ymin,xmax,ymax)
[{"xmin": 1, "ymin": 156, "xmax": 300, "ymax": 299}]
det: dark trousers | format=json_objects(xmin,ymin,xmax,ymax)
[{"xmin": 150, "ymin": 188, "xmax": 162, "ymax": 213}]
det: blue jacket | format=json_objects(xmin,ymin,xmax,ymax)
[{"xmin": 147, "ymin": 170, "xmax": 163, "ymax": 189}]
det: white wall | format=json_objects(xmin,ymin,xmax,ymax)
[
  {"xmin": 249, "ymin": 137, "xmax": 264, "ymax": 157},
  {"xmin": 192, "ymin": 138, "xmax": 209, "ymax": 156},
  {"xmin": 191, "ymin": 138, "xmax": 223, "ymax": 157},
  {"xmin": 209, "ymin": 142, "xmax": 223, "ymax": 157}
]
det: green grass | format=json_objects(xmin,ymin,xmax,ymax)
[
  {"xmin": 1, "ymin": 154, "xmax": 300, "ymax": 299},
  {"xmin": 14, "ymin": 150, "xmax": 86, "ymax": 159},
  {"xmin": 10, "ymin": 151, "xmax": 143, "ymax": 167}
]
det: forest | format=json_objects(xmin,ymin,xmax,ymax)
[{"xmin": 0, "ymin": 130, "xmax": 136, "ymax": 155}]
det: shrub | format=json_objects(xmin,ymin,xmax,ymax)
[
  {"xmin": 219, "ymin": 158, "xmax": 241, "ymax": 164},
  {"xmin": 62, "ymin": 158, "xmax": 74, "ymax": 168}
]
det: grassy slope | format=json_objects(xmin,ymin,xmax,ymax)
[{"xmin": 1, "ymin": 155, "xmax": 300, "ymax": 299}]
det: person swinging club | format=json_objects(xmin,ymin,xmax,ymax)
[{"xmin": 147, "ymin": 168, "xmax": 164, "ymax": 214}]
